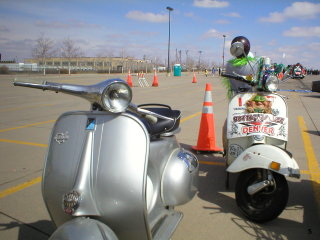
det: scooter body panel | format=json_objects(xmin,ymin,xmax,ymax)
[
  {"xmin": 42, "ymin": 111, "xmax": 151, "ymax": 240},
  {"xmin": 226, "ymin": 144, "xmax": 300, "ymax": 178}
]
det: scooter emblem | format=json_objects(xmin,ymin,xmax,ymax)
[
  {"xmin": 63, "ymin": 190, "xmax": 81, "ymax": 215},
  {"xmin": 54, "ymin": 132, "xmax": 69, "ymax": 144}
]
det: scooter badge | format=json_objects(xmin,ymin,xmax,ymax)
[
  {"xmin": 63, "ymin": 190, "xmax": 81, "ymax": 215},
  {"xmin": 54, "ymin": 132, "xmax": 69, "ymax": 144}
]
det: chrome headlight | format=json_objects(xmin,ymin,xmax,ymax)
[
  {"xmin": 263, "ymin": 75, "xmax": 278, "ymax": 92},
  {"xmin": 101, "ymin": 81, "xmax": 132, "ymax": 113}
]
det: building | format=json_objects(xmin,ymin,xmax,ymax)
[
  {"xmin": 0, "ymin": 62, "xmax": 38, "ymax": 72},
  {"xmin": 24, "ymin": 57, "xmax": 154, "ymax": 73}
]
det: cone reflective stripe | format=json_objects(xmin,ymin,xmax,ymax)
[
  {"xmin": 202, "ymin": 101, "xmax": 213, "ymax": 114},
  {"xmin": 127, "ymin": 69, "xmax": 133, "ymax": 87},
  {"xmin": 192, "ymin": 83, "xmax": 223, "ymax": 153}
]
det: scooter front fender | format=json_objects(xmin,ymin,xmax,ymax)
[
  {"xmin": 49, "ymin": 217, "xmax": 118, "ymax": 240},
  {"xmin": 226, "ymin": 145, "xmax": 300, "ymax": 178}
]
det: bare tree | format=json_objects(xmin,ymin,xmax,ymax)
[
  {"xmin": 60, "ymin": 38, "xmax": 84, "ymax": 74},
  {"xmin": 32, "ymin": 33, "xmax": 55, "ymax": 75},
  {"xmin": 60, "ymin": 38, "xmax": 83, "ymax": 58}
]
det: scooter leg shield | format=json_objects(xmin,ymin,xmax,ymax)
[
  {"xmin": 226, "ymin": 145, "xmax": 300, "ymax": 178},
  {"xmin": 49, "ymin": 217, "xmax": 118, "ymax": 240}
]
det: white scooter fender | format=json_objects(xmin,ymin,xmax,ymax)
[{"xmin": 227, "ymin": 144, "xmax": 300, "ymax": 178}]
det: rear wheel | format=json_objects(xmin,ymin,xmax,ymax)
[{"xmin": 235, "ymin": 169, "xmax": 288, "ymax": 223}]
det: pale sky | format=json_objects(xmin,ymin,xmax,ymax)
[{"xmin": 1, "ymin": 0, "xmax": 319, "ymax": 68}]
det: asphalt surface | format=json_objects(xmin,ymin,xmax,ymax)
[{"xmin": 0, "ymin": 72, "xmax": 320, "ymax": 240}]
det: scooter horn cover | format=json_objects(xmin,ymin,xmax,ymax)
[{"xmin": 49, "ymin": 217, "xmax": 118, "ymax": 240}]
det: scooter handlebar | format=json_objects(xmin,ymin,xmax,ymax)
[
  {"xmin": 13, "ymin": 81, "xmax": 61, "ymax": 91},
  {"xmin": 13, "ymin": 80, "xmax": 89, "ymax": 94},
  {"xmin": 221, "ymin": 73, "xmax": 255, "ymax": 86}
]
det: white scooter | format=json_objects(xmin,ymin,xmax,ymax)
[
  {"xmin": 13, "ymin": 78, "xmax": 199, "ymax": 239},
  {"xmin": 222, "ymin": 43, "xmax": 300, "ymax": 223}
]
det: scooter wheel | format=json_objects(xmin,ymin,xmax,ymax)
[{"xmin": 235, "ymin": 169, "xmax": 288, "ymax": 223}]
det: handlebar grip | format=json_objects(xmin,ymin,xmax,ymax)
[
  {"xmin": 221, "ymin": 73, "xmax": 236, "ymax": 79},
  {"xmin": 221, "ymin": 73, "xmax": 255, "ymax": 86}
]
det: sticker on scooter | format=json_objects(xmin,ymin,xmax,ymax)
[
  {"xmin": 228, "ymin": 144, "xmax": 244, "ymax": 158},
  {"xmin": 178, "ymin": 150, "xmax": 198, "ymax": 173},
  {"xmin": 86, "ymin": 118, "xmax": 96, "ymax": 130},
  {"xmin": 246, "ymin": 94, "xmax": 272, "ymax": 114},
  {"xmin": 241, "ymin": 125, "xmax": 275, "ymax": 135},
  {"xmin": 228, "ymin": 113, "xmax": 288, "ymax": 140},
  {"xmin": 233, "ymin": 114, "xmax": 285, "ymax": 124},
  {"xmin": 54, "ymin": 132, "xmax": 69, "ymax": 144}
]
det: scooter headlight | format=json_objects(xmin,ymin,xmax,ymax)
[
  {"xmin": 101, "ymin": 81, "xmax": 132, "ymax": 113},
  {"xmin": 263, "ymin": 75, "xmax": 278, "ymax": 92}
]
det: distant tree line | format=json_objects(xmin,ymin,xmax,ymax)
[{"xmin": 32, "ymin": 33, "xmax": 84, "ymax": 75}]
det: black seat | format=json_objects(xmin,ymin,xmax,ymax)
[{"xmin": 137, "ymin": 104, "xmax": 181, "ymax": 136}]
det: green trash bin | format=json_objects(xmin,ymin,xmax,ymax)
[{"xmin": 173, "ymin": 64, "xmax": 181, "ymax": 76}]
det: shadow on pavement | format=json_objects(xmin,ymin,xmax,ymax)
[
  {"xmin": 305, "ymin": 130, "xmax": 320, "ymax": 136},
  {"xmin": 0, "ymin": 215, "xmax": 54, "ymax": 240}
]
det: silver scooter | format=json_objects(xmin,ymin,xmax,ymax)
[
  {"xmin": 222, "ymin": 41, "xmax": 300, "ymax": 223},
  {"xmin": 14, "ymin": 78, "xmax": 199, "ymax": 240}
]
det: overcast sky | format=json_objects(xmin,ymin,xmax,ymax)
[{"xmin": 0, "ymin": 0, "xmax": 319, "ymax": 68}]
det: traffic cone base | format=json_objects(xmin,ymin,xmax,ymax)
[{"xmin": 192, "ymin": 83, "xmax": 223, "ymax": 153}]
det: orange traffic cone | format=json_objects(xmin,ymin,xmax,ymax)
[
  {"xmin": 127, "ymin": 69, "xmax": 133, "ymax": 87},
  {"xmin": 192, "ymin": 83, "xmax": 223, "ymax": 153},
  {"xmin": 192, "ymin": 72, "xmax": 197, "ymax": 83},
  {"xmin": 152, "ymin": 69, "xmax": 159, "ymax": 87}
]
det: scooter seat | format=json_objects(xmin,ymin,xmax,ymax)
[{"xmin": 137, "ymin": 104, "xmax": 181, "ymax": 136}]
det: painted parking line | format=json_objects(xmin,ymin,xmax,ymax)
[
  {"xmin": 0, "ymin": 177, "xmax": 42, "ymax": 198},
  {"xmin": 298, "ymin": 116, "xmax": 320, "ymax": 215},
  {"xmin": 180, "ymin": 112, "xmax": 201, "ymax": 123},
  {"xmin": 0, "ymin": 139, "xmax": 47, "ymax": 147},
  {"xmin": 0, "ymin": 119, "xmax": 55, "ymax": 133},
  {"xmin": 199, "ymin": 160, "xmax": 225, "ymax": 166}
]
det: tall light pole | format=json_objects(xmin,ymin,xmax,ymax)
[
  {"xmin": 222, "ymin": 34, "xmax": 226, "ymax": 70},
  {"xmin": 166, "ymin": 6, "xmax": 173, "ymax": 76},
  {"xmin": 198, "ymin": 50, "xmax": 202, "ymax": 70},
  {"xmin": 185, "ymin": 49, "xmax": 189, "ymax": 70}
]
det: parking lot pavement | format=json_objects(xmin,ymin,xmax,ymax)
[{"xmin": 0, "ymin": 73, "xmax": 320, "ymax": 240}]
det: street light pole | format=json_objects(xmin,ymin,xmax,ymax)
[
  {"xmin": 198, "ymin": 50, "xmax": 202, "ymax": 70},
  {"xmin": 222, "ymin": 34, "xmax": 226, "ymax": 70},
  {"xmin": 166, "ymin": 6, "xmax": 173, "ymax": 76}
]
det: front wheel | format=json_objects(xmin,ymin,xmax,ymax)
[{"xmin": 235, "ymin": 169, "xmax": 288, "ymax": 223}]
